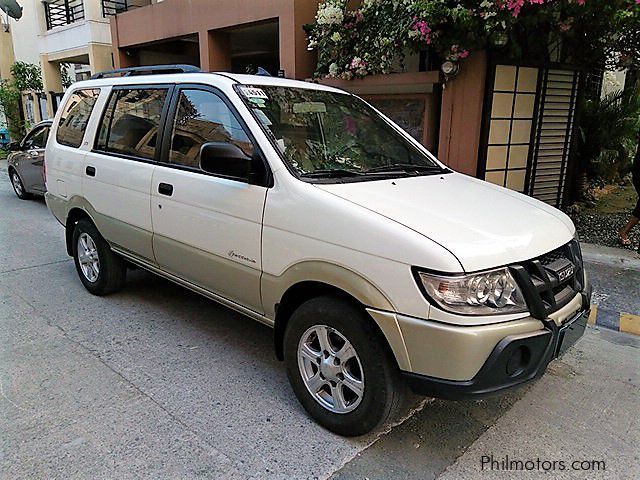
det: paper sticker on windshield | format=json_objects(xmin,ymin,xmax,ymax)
[
  {"xmin": 293, "ymin": 102, "xmax": 327, "ymax": 114},
  {"xmin": 240, "ymin": 87, "xmax": 268, "ymax": 100}
]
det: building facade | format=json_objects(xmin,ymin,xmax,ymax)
[
  {"xmin": 1, "ymin": 0, "xmax": 119, "ymax": 129},
  {"xmin": 82, "ymin": 0, "xmax": 585, "ymax": 206}
]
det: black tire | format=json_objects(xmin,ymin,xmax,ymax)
[
  {"xmin": 9, "ymin": 168, "xmax": 32, "ymax": 200},
  {"xmin": 72, "ymin": 218, "xmax": 126, "ymax": 295},
  {"xmin": 284, "ymin": 295, "xmax": 406, "ymax": 436}
]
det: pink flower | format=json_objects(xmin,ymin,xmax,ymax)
[
  {"xmin": 344, "ymin": 116, "xmax": 357, "ymax": 135},
  {"xmin": 459, "ymin": 50, "xmax": 470, "ymax": 59},
  {"xmin": 412, "ymin": 19, "xmax": 432, "ymax": 44},
  {"xmin": 507, "ymin": 0, "xmax": 525, "ymax": 17}
]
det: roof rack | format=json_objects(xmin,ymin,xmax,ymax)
[{"xmin": 90, "ymin": 64, "xmax": 201, "ymax": 80}]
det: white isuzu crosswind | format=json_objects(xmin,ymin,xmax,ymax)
[{"xmin": 45, "ymin": 65, "xmax": 591, "ymax": 436}]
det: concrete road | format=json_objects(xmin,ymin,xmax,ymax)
[{"xmin": 1, "ymin": 160, "xmax": 638, "ymax": 480}]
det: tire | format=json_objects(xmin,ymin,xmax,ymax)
[
  {"xmin": 284, "ymin": 295, "xmax": 405, "ymax": 436},
  {"xmin": 72, "ymin": 218, "xmax": 126, "ymax": 295},
  {"xmin": 9, "ymin": 169, "xmax": 32, "ymax": 200}
]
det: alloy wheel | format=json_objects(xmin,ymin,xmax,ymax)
[
  {"xmin": 77, "ymin": 233, "xmax": 100, "ymax": 282},
  {"xmin": 297, "ymin": 325, "xmax": 364, "ymax": 414},
  {"xmin": 11, "ymin": 172, "xmax": 24, "ymax": 196}
]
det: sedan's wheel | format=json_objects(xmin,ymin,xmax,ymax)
[
  {"xmin": 72, "ymin": 218, "xmax": 126, "ymax": 296},
  {"xmin": 10, "ymin": 170, "xmax": 31, "ymax": 200},
  {"xmin": 284, "ymin": 295, "xmax": 405, "ymax": 436}
]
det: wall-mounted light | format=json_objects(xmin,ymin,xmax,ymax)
[
  {"xmin": 490, "ymin": 31, "xmax": 509, "ymax": 48},
  {"xmin": 441, "ymin": 60, "xmax": 459, "ymax": 78}
]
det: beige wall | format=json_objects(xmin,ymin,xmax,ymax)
[
  {"xmin": 0, "ymin": 27, "xmax": 16, "ymax": 80},
  {"xmin": 110, "ymin": 0, "xmax": 319, "ymax": 79}
]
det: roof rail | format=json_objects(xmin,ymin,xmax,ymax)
[{"xmin": 90, "ymin": 64, "xmax": 201, "ymax": 80}]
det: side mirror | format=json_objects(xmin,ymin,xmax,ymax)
[{"xmin": 199, "ymin": 142, "xmax": 252, "ymax": 180}]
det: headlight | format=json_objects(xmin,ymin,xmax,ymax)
[{"xmin": 416, "ymin": 268, "xmax": 528, "ymax": 315}]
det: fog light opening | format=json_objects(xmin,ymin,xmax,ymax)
[{"xmin": 506, "ymin": 345, "xmax": 531, "ymax": 377}]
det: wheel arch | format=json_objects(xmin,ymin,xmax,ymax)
[
  {"xmin": 271, "ymin": 274, "xmax": 409, "ymax": 371},
  {"xmin": 65, "ymin": 207, "xmax": 95, "ymax": 256}
]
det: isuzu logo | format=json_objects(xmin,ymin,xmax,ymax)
[{"xmin": 557, "ymin": 264, "xmax": 575, "ymax": 282}]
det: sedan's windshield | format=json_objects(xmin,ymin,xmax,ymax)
[{"xmin": 237, "ymin": 85, "xmax": 446, "ymax": 180}]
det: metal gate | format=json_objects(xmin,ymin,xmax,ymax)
[
  {"xmin": 480, "ymin": 63, "xmax": 580, "ymax": 207},
  {"xmin": 527, "ymin": 69, "xmax": 580, "ymax": 206}
]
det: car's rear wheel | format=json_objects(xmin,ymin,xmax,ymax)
[
  {"xmin": 284, "ymin": 295, "xmax": 405, "ymax": 436},
  {"xmin": 9, "ymin": 169, "xmax": 31, "ymax": 200},
  {"xmin": 72, "ymin": 218, "xmax": 126, "ymax": 295}
]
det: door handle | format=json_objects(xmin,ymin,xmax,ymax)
[
  {"xmin": 86, "ymin": 166, "xmax": 96, "ymax": 177},
  {"xmin": 158, "ymin": 182, "xmax": 173, "ymax": 196}
]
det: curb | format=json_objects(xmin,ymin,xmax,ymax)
[
  {"xmin": 588, "ymin": 305, "xmax": 640, "ymax": 336},
  {"xmin": 580, "ymin": 242, "xmax": 640, "ymax": 269}
]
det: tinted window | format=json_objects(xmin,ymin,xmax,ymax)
[
  {"xmin": 56, "ymin": 89, "xmax": 100, "ymax": 148},
  {"xmin": 169, "ymin": 89, "xmax": 254, "ymax": 168},
  {"xmin": 24, "ymin": 126, "xmax": 49, "ymax": 149},
  {"xmin": 96, "ymin": 88, "xmax": 168, "ymax": 160}
]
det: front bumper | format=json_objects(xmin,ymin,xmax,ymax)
[{"xmin": 401, "ymin": 286, "xmax": 592, "ymax": 400}]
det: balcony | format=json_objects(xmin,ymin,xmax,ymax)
[
  {"xmin": 101, "ymin": 0, "xmax": 152, "ymax": 16},
  {"xmin": 44, "ymin": 0, "xmax": 85, "ymax": 30}
]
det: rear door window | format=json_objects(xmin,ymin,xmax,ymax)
[
  {"xmin": 56, "ymin": 89, "xmax": 100, "ymax": 148},
  {"xmin": 24, "ymin": 126, "xmax": 50, "ymax": 149},
  {"xmin": 95, "ymin": 88, "xmax": 168, "ymax": 160}
]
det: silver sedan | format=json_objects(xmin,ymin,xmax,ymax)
[{"xmin": 7, "ymin": 120, "xmax": 52, "ymax": 199}]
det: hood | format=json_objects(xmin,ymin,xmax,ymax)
[{"xmin": 316, "ymin": 173, "xmax": 575, "ymax": 272}]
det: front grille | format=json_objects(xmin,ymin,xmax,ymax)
[{"xmin": 510, "ymin": 239, "xmax": 584, "ymax": 319}]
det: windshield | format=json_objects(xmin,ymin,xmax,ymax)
[{"xmin": 237, "ymin": 85, "xmax": 446, "ymax": 180}]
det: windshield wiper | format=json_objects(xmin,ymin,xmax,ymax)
[
  {"xmin": 300, "ymin": 168, "xmax": 364, "ymax": 178},
  {"xmin": 364, "ymin": 163, "xmax": 449, "ymax": 175}
]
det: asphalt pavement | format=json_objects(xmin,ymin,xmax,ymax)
[{"xmin": 1, "ymin": 160, "xmax": 638, "ymax": 480}]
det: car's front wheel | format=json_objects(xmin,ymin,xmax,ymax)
[
  {"xmin": 72, "ymin": 218, "xmax": 126, "ymax": 295},
  {"xmin": 284, "ymin": 295, "xmax": 405, "ymax": 436},
  {"xmin": 9, "ymin": 169, "xmax": 31, "ymax": 200}
]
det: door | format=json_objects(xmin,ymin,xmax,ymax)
[
  {"xmin": 18, "ymin": 125, "xmax": 49, "ymax": 193},
  {"xmin": 83, "ymin": 86, "xmax": 171, "ymax": 262},
  {"xmin": 151, "ymin": 86, "xmax": 269, "ymax": 313}
]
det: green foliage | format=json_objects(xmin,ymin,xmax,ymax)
[
  {"xmin": 578, "ymin": 87, "xmax": 640, "ymax": 181},
  {"xmin": 307, "ymin": 0, "xmax": 640, "ymax": 79},
  {"xmin": 0, "ymin": 61, "xmax": 44, "ymax": 141},
  {"xmin": 0, "ymin": 79, "xmax": 25, "ymax": 141},
  {"xmin": 60, "ymin": 63, "xmax": 73, "ymax": 89},
  {"xmin": 10, "ymin": 61, "xmax": 43, "ymax": 92}
]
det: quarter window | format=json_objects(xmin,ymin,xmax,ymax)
[
  {"xmin": 56, "ymin": 89, "xmax": 100, "ymax": 148},
  {"xmin": 96, "ymin": 88, "xmax": 168, "ymax": 160},
  {"xmin": 169, "ymin": 89, "xmax": 254, "ymax": 168}
]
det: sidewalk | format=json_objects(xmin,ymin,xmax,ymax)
[
  {"xmin": 581, "ymin": 242, "xmax": 640, "ymax": 269},
  {"xmin": 581, "ymin": 242, "xmax": 640, "ymax": 336}
]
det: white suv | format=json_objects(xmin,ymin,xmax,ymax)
[{"xmin": 45, "ymin": 66, "xmax": 591, "ymax": 436}]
